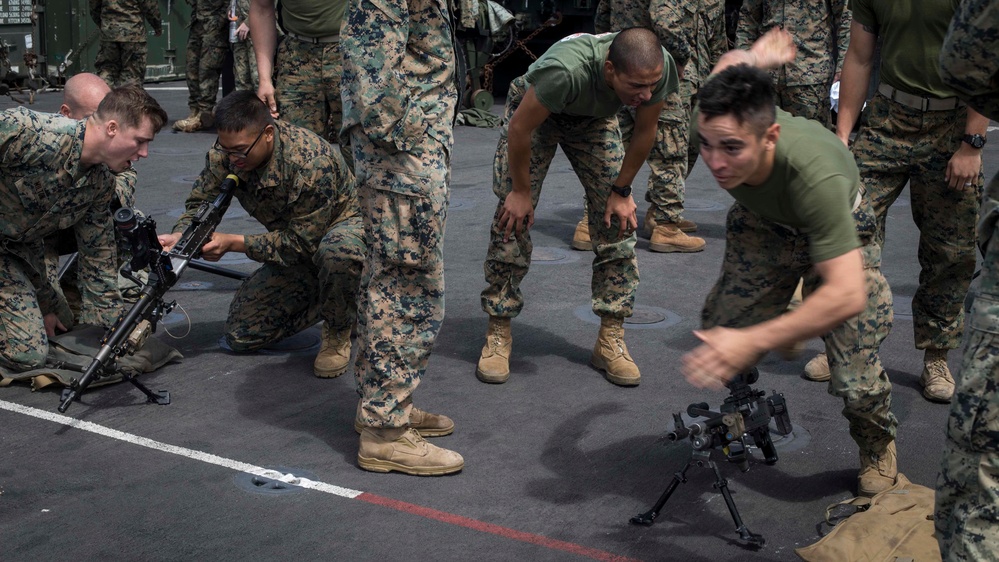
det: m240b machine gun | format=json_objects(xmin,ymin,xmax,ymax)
[
  {"xmin": 631, "ymin": 368, "xmax": 792, "ymax": 548},
  {"xmin": 57, "ymin": 174, "xmax": 241, "ymax": 413}
]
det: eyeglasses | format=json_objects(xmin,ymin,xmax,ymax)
[{"xmin": 213, "ymin": 127, "xmax": 267, "ymax": 159}]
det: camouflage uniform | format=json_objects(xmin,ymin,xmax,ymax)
[
  {"xmin": 229, "ymin": 0, "xmax": 258, "ymax": 92},
  {"xmin": 184, "ymin": 0, "xmax": 229, "ymax": 117},
  {"xmin": 90, "ymin": 0, "xmax": 162, "ymax": 87},
  {"xmin": 701, "ymin": 111, "xmax": 897, "ymax": 457},
  {"xmin": 341, "ymin": 0, "xmax": 457, "ymax": 427},
  {"xmin": 271, "ymin": 0, "xmax": 350, "ymax": 167},
  {"xmin": 172, "ymin": 122, "xmax": 363, "ymax": 351},
  {"xmin": 737, "ymin": 0, "xmax": 851, "ymax": 127},
  {"xmin": 849, "ymin": 0, "xmax": 984, "ymax": 355},
  {"xmin": 0, "ymin": 108, "xmax": 121, "ymax": 372},
  {"xmin": 935, "ymin": 0, "xmax": 999, "ymax": 558},
  {"xmin": 481, "ymin": 75, "xmax": 640, "ymax": 319},
  {"xmin": 642, "ymin": 0, "xmax": 726, "ymax": 224}
]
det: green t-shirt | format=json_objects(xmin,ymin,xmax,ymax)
[
  {"xmin": 849, "ymin": 0, "xmax": 960, "ymax": 98},
  {"xmin": 281, "ymin": 0, "xmax": 347, "ymax": 38},
  {"xmin": 523, "ymin": 32, "xmax": 678, "ymax": 118},
  {"xmin": 695, "ymin": 109, "xmax": 861, "ymax": 263}
]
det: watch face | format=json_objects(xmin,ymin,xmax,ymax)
[{"xmin": 965, "ymin": 135, "xmax": 986, "ymax": 149}]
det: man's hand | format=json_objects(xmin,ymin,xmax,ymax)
[
  {"xmin": 199, "ymin": 232, "xmax": 243, "ymax": 261},
  {"xmin": 603, "ymin": 193, "xmax": 638, "ymax": 239},
  {"xmin": 945, "ymin": 144, "xmax": 982, "ymax": 191},
  {"xmin": 157, "ymin": 232, "xmax": 183, "ymax": 252},
  {"xmin": 748, "ymin": 27, "xmax": 797, "ymax": 70},
  {"xmin": 498, "ymin": 190, "xmax": 534, "ymax": 243},
  {"xmin": 257, "ymin": 82, "xmax": 279, "ymax": 119},
  {"xmin": 682, "ymin": 327, "xmax": 766, "ymax": 390},
  {"xmin": 43, "ymin": 313, "xmax": 67, "ymax": 338},
  {"xmin": 237, "ymin": 22, "xmax": 250, "ymax": 41}
]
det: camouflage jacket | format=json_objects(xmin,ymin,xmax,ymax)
[
  {"xmin": 594, "ymin": 0, "xmax": 691, "ymax": 69},
  {"xmin": 649, "ymin": 0, "xmax": 727, "ymax": 93},
  {"xmin": 939, "ymin": 0, "xmax": 999, "ymax": 250},
  {"xmin": 737, "ymin": 0, "xmax": 851, "ymax": 86},
  {"xmin": 0, "ymin": 108, "xmax": 121, "ymax": 323},
  {"xmin": 90, "ymin": 0, "xmax": 162, "ymax": 42},
  {"xmin": 174, "ymin": 122, "xmax": 358, "ymax": 268},
  {"xmin": 341, "ymin": 0, "xmax": 458, "ymax": 153}
]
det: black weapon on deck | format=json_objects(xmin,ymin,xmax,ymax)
[
  {"xmin": 57, "ymin": 174, "xmax": 241, "ymax": 413},
  {"xmin": 630, "ymin": 368, "xmax": 792, "ymax": 548}
]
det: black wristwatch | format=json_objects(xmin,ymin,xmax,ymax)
[
  {"xmin": 962, "ymin": 134, "xmax": 987, "ymax": 149},
  {"xmin": 611, "ymin": 184, "xmax": 632, "ymax": 197}
]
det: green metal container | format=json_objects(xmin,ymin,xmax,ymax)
[{"xmin": 1, "ymin": 0, "xmax": 190, "ymax": 85}]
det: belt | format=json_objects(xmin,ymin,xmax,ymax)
[
  {"xmin": 877, "ymin": 83, "xmax": 962, "ymax": 112},
  {"xmin": 285, "ymin": 31, "xmax": 339, "ymax": 44}
]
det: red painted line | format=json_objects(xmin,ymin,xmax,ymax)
[{"xmin": 356, "ymin": 492, "xmax": 642, "ymax": 562}]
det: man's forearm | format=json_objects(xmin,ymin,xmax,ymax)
[
  {"xmin": 507, "ymin": 129, "xmax": 534, "ymax": 195},
  {"xmin": 835, "ymin": 56, "xmax": 871, "ymax": 142},
  {"xmin": 617, "ymin": 123, "xmax": 655, "ymax": 187},
  {"xmin": 249, "ymin": 0, "xmax": 277, "ymax": 87}
]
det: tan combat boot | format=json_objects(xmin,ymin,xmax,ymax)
[
  {"xmin": 357, "ymin": 427, "xmax": 464, "ymax": 476},
  {"xmin": 591, "ymin": 317, "xmax": 640, "ymax": 386},
  {"xmin": 803, "ymin": 352, "xmax": 831, "ymax": 382},
  {"xmin": 920, "ymin": 349, "xmax": 955, "ymax": 402},
  {"xmin": 572, "ymin": 214, "xmax": 592, "ymax": 251},
  {"xmin": 172, "ymin": 110, "xmax": 203, "ymax": 133},
  {"xmin": 648, "ymin": 224, "xmax": 706, "ymax": 253},
  {"xmin": 643, "ymin": 208, "xmax": 697, "ymax": 237},
  {"xmin": 314, "ymin": 324, "xmax": 351, "ymax": 378},
  {"xmin": 354, "ymin": 405, "xmax": 455, "ymax": 438},
  {"xmin": 858, "ymin": 441, "xmax": 898, "ymax": 497},
  {"xmin": 476, "ymin": 316, "xmax": 512, "ymax": 383}
]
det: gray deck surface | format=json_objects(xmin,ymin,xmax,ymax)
[{"xmin": 1, "ymin": 86, "xmax": 996, "ymax": 561}]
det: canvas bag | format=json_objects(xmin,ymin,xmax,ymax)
[
  {"xmin": 795, "ymin": 473, "xmax": 941, "ymax": 562},
  {"xmin": 0, "ymin": 325, "xmax": 183, "ymax": 391}
]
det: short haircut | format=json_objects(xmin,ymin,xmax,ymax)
[
  {"xmin": 608, "ymin": 27, "xmax": 664, "ymax": 75},
  {"xmin": 214, "ymin": 90, "xmax": 275, "ymax": 133},
  {"xmin": 94, "ymin": 84, "xmax": 167, "ymax": 132},
  {"xmin": 696, "ymin": 64, "xmax": 776, "ymax": 137}
]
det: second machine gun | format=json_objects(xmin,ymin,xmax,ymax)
[
  {"xmin": 630, "ymin": 368, "xmax": 792, "ymax": 548},
  {"xmin": 58, "ymin": 174, "xmax": 241, "ymax": 413}
]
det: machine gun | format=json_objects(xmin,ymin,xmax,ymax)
[
  {"xmin": 630, "ymin": 368, "xmax": 792, "ymax": 548},
  {"xmin": 57, "ymin": 174, "xmax": 241, "ymax": 413}
]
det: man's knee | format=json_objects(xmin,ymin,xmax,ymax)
[{"xmin": 0, "ymin": 345, "xmax": 48, "ymax": 372}]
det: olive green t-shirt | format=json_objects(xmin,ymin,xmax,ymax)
[
  {"xmin": 849, "ymin": 0, "xmax": 960, "ymax": 98},
  {"xmin": 523, "ymin": 32, "xmax": 678, "ymax": 118},
  {"xmin": 694, "ymin": 108, "xmax": 861, "ymax": 263},
  {"xmin": 280, "ymin": 0, "xmax": 347, "ymax": 38}
]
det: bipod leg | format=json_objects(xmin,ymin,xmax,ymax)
[
  {"xmin": 122, "ymin": 372, "xmax": 171, "ymax": 406},
  {"xmin": 709, "ymin": 459, "xmax": 765, "ymax": 547},
  {"xmin": 630, "ymin": 455, "xmax": 694, "ymax": 526}
]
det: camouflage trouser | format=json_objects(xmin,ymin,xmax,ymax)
[
  {"xmin": 777, "ymin": 82, "xmax": 831, "ymax": 128},
  {"xmin": 94, "ymin": 41, "xmax": 148, "ymax": 87},
  {"xmin": 231, "ymin": 38, "xmax": 258, "ymax": 92},
  {"xmin": 618, "ymin": 87, "xmax": 689, "ymax": 225},
  {"xmin": 349, "ymin": 129, "xmax": 450, "ymax": 428},
  {"xmin": 223, "ymin": 216, "xmax": 365, "ymax": 352},
  {"xmin": 0, "ymin": 252, "xmax": 71, "ymax": 371},
  {"xmin": 853, "ymin": 93, "xmax": 984, "ymax": 351},
  {"xmin": 702, "ymin": 196, "xmax": 897, "ymax": 454},
  {"xmin": 936, "ymin": 181, "xmax": 999, "ymax": 560},
  {"xmin": 185, "ymin": 12, "xmax": 228, "ymax": 113},
  {"xmin": 481, "ymin": 76, "xmax": 639, "ymax": 320},
  {"xmin": 274, "ymin": 37, "xmax": 351, "ymax": 169}
]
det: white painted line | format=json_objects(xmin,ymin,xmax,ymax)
[
  {"xmin": 989, "ymin": 125, "xmax": 999, "ymax": 133},
  {"xmin": 0, "ymin": 399, "xmax": 363, "ymax": 499}
]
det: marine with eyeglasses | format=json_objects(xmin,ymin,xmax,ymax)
[{"xmin": 157, "ymin": 91, "xmax": 364, "ymax": 378}]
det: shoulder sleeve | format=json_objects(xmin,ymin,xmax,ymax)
[
  {"xmin": 648, "ymin": 49, "xmax": 680, "ymax": 105},
  {"xmin": 795, "ymin": 171, "xmax": 861, "ymax": 263},
  {"xmin": 525, "ymin": 62, "xmax": 574, "ymax": 114},
  {"xmin": 847, "ymin": 0, "xmax": 876, "ymax": 30},
  {"xmin": 940, "ymin": 0, "xmax": 999, "ymax": 119}
]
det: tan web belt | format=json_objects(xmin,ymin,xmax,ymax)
[
  {"xmin": 285, "ymin": 32, "xmax": 339, "ymax": 44},
  {"xmin": 877, "ymin": 83, "xmax": 961, "ymax": 112}
]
